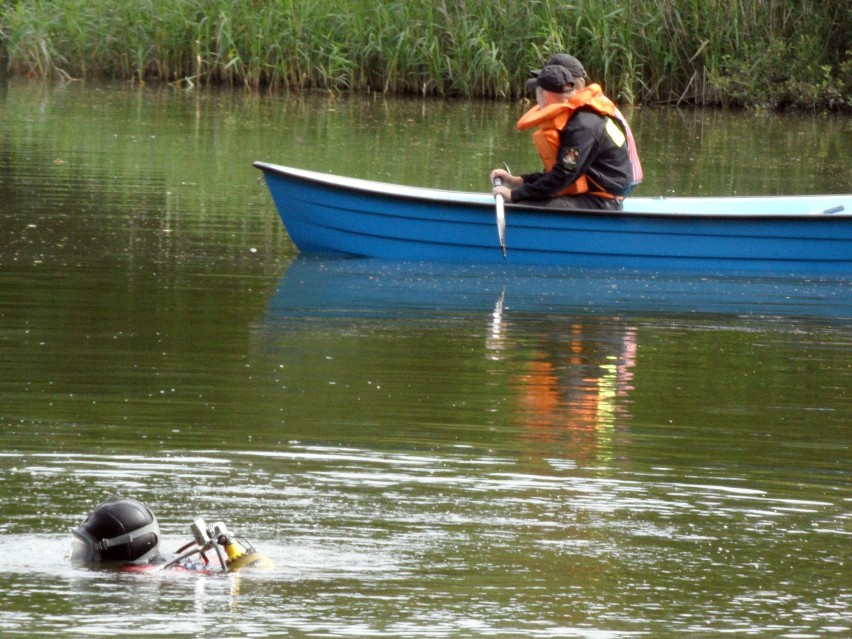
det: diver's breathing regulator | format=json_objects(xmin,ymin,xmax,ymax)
[{"xmin": 162, "ymin": 517, "xmax": 274, "ymax": 572}]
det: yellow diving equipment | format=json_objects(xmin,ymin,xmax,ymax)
[
  {"xmin": 219, "ymin": 528, "xmax": 275, "ymax": 571},
  {"xmin": 161, "ymin": 517, "xmax": 274, "ymax": 573}
]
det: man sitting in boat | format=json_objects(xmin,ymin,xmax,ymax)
[
  {"xmin": 491, "ymin": 65, "xmax": 634, "ymax": 211},
  {"xmin": 66, "ymin": 496, "xmax": 273, "ymax": 572},
  {"xmin": 528, "ymin": 53, "xmax": 643, "ymax": 193}
]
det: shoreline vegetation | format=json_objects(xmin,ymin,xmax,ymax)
[{"xmin": 1, "ymin": 0, "xmax": 849, "ymax": 111}]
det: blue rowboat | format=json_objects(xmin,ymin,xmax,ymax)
[{"xmin": 253, "ymin": 162, "xmax": 852, "ymax": 274}]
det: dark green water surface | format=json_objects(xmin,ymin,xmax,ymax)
[{"xmin": 1, "ymin": 80, "xmax": 850, "ymax": 637}]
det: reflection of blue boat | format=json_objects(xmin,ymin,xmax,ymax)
[
  {"xmin": 266, "ymin": 257, "xmax": 852, "ymax": 321},
  {"xmin": 253, "ymin": 163, "xmax": 851, "ymax": 274}
]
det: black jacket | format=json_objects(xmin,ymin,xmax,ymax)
[{"xmin": 513, "ymin": 109, "xmax": 633, "ymax": 201}]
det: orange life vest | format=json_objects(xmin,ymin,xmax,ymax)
[{"xmin": 516, "ymin": 84, "xmax": 623, "ymax": 198}]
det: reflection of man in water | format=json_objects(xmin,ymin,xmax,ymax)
[{"xmin": 514, "ymin": 319, "xmax": 637, "ymax": 464}]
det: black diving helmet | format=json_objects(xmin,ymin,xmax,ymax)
[{"xmin": 67, "ymin": 497, "xmax": 160, "ymax": 565}]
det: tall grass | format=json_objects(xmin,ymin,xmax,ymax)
[{"xmin": 0, "ymin": 0, "xmax": 848, "ymax": 110}]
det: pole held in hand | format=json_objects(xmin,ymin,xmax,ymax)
[{"xmin": 492, "ymin": 175, "xmax": 507, "ymax": 258}]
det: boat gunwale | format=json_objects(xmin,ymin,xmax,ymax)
[{"xmin": 252, "ymin": 161, "xmax": 852, "ymax": 221}]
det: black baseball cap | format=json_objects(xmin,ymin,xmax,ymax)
[
  {"xmin": 528, "ymin": 65, "xmax": 574, "ymax": 93},
  {"xmin": 531, "ymin": 53, "xmax": 588, "ymax": 80}
]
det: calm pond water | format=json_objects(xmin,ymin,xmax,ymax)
[{"xmin": 1, "ymin": 79, "xmax": 851, "ymax": 638}]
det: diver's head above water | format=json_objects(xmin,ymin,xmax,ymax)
[
  {"xmin": 67, "ymin": 498, "xmax": 274, "ymax": 573},
  {"xmin": 67, "ymin": 497, "xmax": 161, "ymax": 566}
]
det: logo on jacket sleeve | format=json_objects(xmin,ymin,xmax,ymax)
[{"xmin": 563, "ymin": 147, "xmax": 580, "ymax": 168}]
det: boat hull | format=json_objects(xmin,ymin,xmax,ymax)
[{"xmin": 254, "ymin": 162, "xmax": 852, "ymax": 274}]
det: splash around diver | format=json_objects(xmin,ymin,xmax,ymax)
[{"xmin": 66, "ymin": 497, "xmax": 274, "ymax": 573}]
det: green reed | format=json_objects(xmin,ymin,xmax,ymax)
[{"xmin": 1, "ymin": 0, "xmax": 848, "ymax": 110}]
